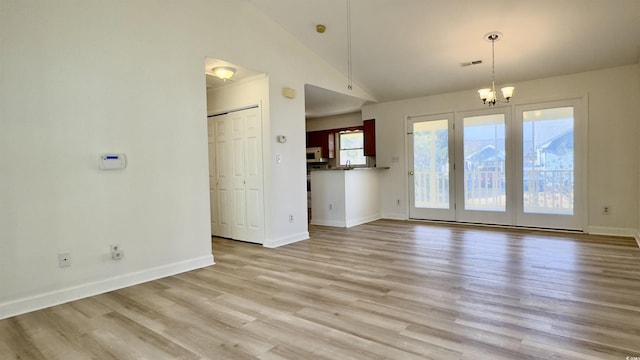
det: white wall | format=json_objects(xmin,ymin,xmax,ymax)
[
  {"xmin": 364, "ymin": 65, "xmax": 640, "ymax": 236},
  {"xmin": 305, "ymin": 112, "xmax": 363, "ymax": 132},
  {"xmin": 310, "ymin": 169, "xmax": 381, "ymax": 228},
  {"xmin": 0, "ymin": 0, "xmax": 374, "ymax": 318},
  {"xmin": 310, "ymin": 171, "xmax": 347, "ymax": 227},
  {"xmin": 207, "ymin": 75, "xmax": 269, "ymax": 116},
  {"xmin": 344, "ymin": 170, "xmax": 382, "ymax": 227}
]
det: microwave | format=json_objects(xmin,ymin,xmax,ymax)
[{"xmin": 306, "ymin": 147, "xmax": 326, "ymax": 163}]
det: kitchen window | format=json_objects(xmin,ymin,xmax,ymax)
[{"xmin": 339, "ymin": 131, "xmax": 366, "ymax": 166}]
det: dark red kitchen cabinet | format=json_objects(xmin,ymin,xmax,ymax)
[{"xmin": 363, "ymin": 119, "xmax": 376, "ymax": 156}]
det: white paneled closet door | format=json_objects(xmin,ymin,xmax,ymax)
[
  {"xmin": 213, "ymin": 115, "xmax": 232, "ymax": 238},
  {"xmin": 230, "ymin": 110, "xmax": 249, "ymax": 241},
  {"xmin": 208, "ymin": 118, "xmax": 219, "ymax": 235},
  {"xmin": 210, "ymin": 106, "xmax": 263, "ymax": 244},
  {"xmin": 242, "ymin": 109, "xmax": 264, "ymax": 243}
]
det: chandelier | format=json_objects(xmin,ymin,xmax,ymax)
[{"xmin": 478, "ymin": 32, "xmax": 514, "ymax": 106}]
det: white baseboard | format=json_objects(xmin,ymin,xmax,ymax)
[
  {"xmin": 263, "ymin": 231, "xmax": 309, "ymax": 248},
  {"xmin": 0, "ymin": 255, "xmax": 214, "ymax": 320},
  {"xmin": 381, "ymin": 213, "xmax": 408, "ymax": 221},
  {"xmin": 587, "ymin": 226, "xmax": 637, "ymax": 238},
  {"xmin": 345, "ymin": 214, "xmax": 381, "ymax": 228},
  {"xmin": 310, "ymin": 215, "xmax": 381, "ymax": 229},
  {"xmin": 310, "ymin": 219, "xmax": 347, "ymax": 227}
]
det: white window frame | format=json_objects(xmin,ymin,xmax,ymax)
[{"xmin": 338, "ymin": 130, "xmax": 366, "ymax": 166}]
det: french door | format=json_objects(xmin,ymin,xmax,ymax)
[
  {"xmin": 514, "ymin": 100, "xmax": 582, "ymax": 230},
  {"xmin": 407, "ymin": 113, "xmax": 455, "ymax": 220},
  {"xmin": 455, "ymin": 109, "xmax": 512, "ymax": 225},
  {"xmin": 408, "ymin": 99, "xmax": 583, "ymax": 230}
]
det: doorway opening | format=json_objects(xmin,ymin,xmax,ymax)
[{"xmin": 205, "ymin": 58, "xmax": 267, "ymax": 244}]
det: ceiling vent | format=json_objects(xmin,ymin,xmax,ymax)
[{"xmin": 460, "ymin": 60, "xmax": 483, "ymax": 67}]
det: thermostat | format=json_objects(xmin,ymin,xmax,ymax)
[{"xmin": 99, "ymin": 153, "xmax": 127, "ymax": 170}]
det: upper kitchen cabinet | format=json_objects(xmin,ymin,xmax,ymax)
[
  {"xmin": 306, "ymin": 130, "xmax": 334, "ymax": 159},
  {"xmin": 363, "ymin": 119, "xmax": 376, "ymax": 156}
]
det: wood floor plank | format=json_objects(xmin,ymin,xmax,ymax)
[{"xmin": 1, "ymin": 219, "xmax": 640, "ymax": 359}]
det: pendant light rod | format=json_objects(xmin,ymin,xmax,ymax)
[
  {"xmin": 490, "ymin": 33, "xmax": 497, "ymax": 96},
  {"xmin": 346, "ymin": 0, "xmax": 353, "ymax": 90}
]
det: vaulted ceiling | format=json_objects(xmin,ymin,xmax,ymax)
[{"xmin": 247, "ymin": 0, "xmax": 640, "ymax": 117}]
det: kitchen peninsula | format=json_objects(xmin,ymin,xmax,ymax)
[{"xmin": 309, "ymin": 167, "xmax": 388, "ymax": 228}]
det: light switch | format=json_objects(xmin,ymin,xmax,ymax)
[{"xmin": 276, "ymin": 154, "xmax": 282, "ymax": 164}]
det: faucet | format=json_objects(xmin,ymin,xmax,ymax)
[{"xmin": 345, "ymin": 159, "xmax": 351, "ymax": 169}]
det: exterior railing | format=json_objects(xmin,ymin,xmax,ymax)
[
  {"xmin": 523, "ymin": 169, "xmax": 574, "ymax": 214},
  {"xmin": 414, "ymin": 169, "xmax": 574, "ymax": 213},
  {"xmin": 413, "ymin": 171, "xmax": 449, "ymax": 208}
]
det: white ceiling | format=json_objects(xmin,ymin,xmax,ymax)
[{"xmin": 244, "ymin": 0, "xmax": 640, "ymax": 117}]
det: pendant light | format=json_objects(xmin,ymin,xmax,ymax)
[{"xmin": 478, "ymin": 32, "xmax": 514, "ymax": 106}]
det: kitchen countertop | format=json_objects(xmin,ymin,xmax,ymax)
[{"xmin": 310, "ymin": 166, "xmax": 390, "ymax": 171}]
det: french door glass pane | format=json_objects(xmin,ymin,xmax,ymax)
[
  {"xmin": 413, "ymin": 120, "xmax": 449, "ymax": 208},
  {"xmin": 522, "ymin": 107, "xmax": 574, "ymax": 214},
  {"xmin": 463, "ymin": 114, "xmax": 506, "ymax": 211}
]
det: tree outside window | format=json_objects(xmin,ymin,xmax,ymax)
[{"xmin": 339, "ymin": 131, "xmax": 366, "ymax": 166}]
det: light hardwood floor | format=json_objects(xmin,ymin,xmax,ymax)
[{"xmin": 2, "ymin": 220, "xmax": 640, "ymax": 359}]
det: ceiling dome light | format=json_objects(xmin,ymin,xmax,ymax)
[{"xmin": 212, "ymin": 67, "xmax": 235, "ymax": 80}]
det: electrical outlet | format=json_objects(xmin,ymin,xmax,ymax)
[
  {"xmin": 289, "ymin": 214, "xmax": 294, "ymax": 223},
  {"xmin": 602, "ymin": 206, "xmax": 610, "ymax": 215},
  {"xmin": 58, "ymin": 252, "xmax": 72, "ymax": 268},
  {"xmin": 111, "ymin": 245, "xmax": 124, "ymax": 260}
]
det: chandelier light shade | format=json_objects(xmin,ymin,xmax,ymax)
[
  {"xmin": 211, "ymin": 66, "xmax": 235, "ymax": 80},
  {"xmin": 478, "ymin": 32, "xmax": 514, "ymax": 106}
]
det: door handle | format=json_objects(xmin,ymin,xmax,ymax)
[{"xmin": 409, "ymin": 170, "xmax": 414, "ymax": 176}]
